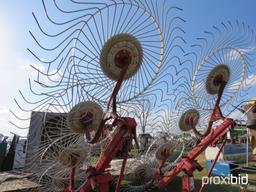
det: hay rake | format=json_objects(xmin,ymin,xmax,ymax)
[{"xmin": 10, "ymin": 0, "xmax": 256, "ymax": 192}]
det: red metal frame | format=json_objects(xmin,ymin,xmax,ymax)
[
  {"xmin": 144, "ymin": 81, "xmax": 236, "ymax": 192},
  {"xmin": 144, "ymin": 118, "xmax": 235, "ymax": 191},
  {"xmin": 115, "ymin": 154, "xmax": 128, "ymax": 192},
  {"xmin": 193, "ymin": 82, "xmax": 226, "ymax": 138},
  {"xmin": 78, "ymin": 117, "xmax": 136, "ymax": 192},
  {"xmin": 65, "ymin": 52, "xmax": 138, "ymax": 192},
  {"xmin": 65, "ymin": 60, "xmax": 235, "ymax": 192}
]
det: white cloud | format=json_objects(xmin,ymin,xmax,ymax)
[
  {"xmin": 0, "ymin": 107, "xmax": 9, "ymax": 115},
  {"xmin": 0, "ymin": 106, "xmax": 28, "ymax": 137},
  {"xmin": 38, "ymin": 68, "xmax": 63, "ymax": 82},
  {"xmin": 244, "ymin": 74, "xmax": 256, "ymax": 87},
  {"xmin": 0, "ymin": 18, "xmax": 36, "ymax": 137},
  {"xmin": 0, "ymin": 19, "xmax": 66, "ymax": 137},
  {"xmin": 226, "ymin": 47, "xmax": 256, "ymax": 61},
  {"xmin": 228, "ymin": 73, "xmax": 256, "ymax": 92},
  {"xmin": 228, "ymin": 109, "xmax": 247, "ymax": 122}
]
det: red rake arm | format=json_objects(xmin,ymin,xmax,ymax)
[{"xmin": 146, "ymin": 118, "xmax": 236, "ymax": 190}]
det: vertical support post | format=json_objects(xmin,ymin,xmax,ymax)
[
  {"xmin": 65, "ymin": 159, "xmax": 77, "ymax": 192},
  {"xmin": 182, "ymin": 175, "xmax": 195, "ymax": 192},
  {"xmin": 246, "ymin": 127, "xmax": 249, "ymax": 167},
  {"xmin": 115, "ymin": 154, "xmax": 128, "ymax": 192}
]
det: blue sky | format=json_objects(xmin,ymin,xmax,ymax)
[{"xmin": 0, "ymin": 0, "xmax": 256, "ymax": 137}]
